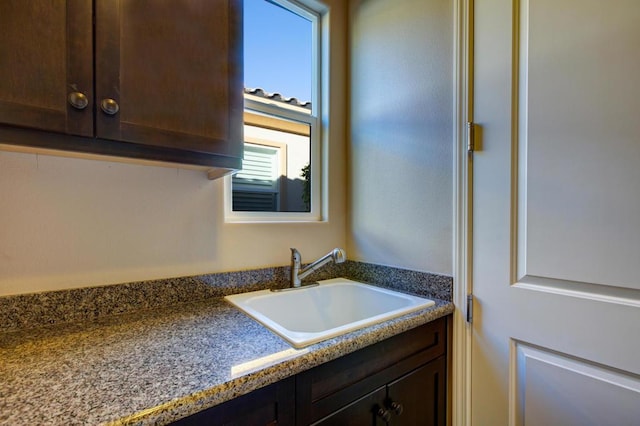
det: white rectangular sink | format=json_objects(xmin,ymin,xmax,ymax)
[{"xmin": 224, "ymin": 278, "xmax": 435, "ymax": 348}]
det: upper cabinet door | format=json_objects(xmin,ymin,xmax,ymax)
[
  {"xmin": 0, "ymin": 0, "xmax": 94, "ymax": 137},
  {"xmin": 94, "ymin": 0, "xmax": 243, "ymax": 158}
]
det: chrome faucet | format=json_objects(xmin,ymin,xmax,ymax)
[{"xmin": 289, "ymin": 247, "xmax": 346, "ymax": 288}]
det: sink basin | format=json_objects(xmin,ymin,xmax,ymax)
[{"xmin": 224, "ymin": 278, "xmax": 435, "ymax": 348}]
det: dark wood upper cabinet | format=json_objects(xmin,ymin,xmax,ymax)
[{"xmin": 0, "ymin": 0, "xmax": 243, "ymax": 175}]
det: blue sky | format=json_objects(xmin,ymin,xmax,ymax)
[{"xmin": 244, "ymin": 0, "xmax": 312, "ymax": 102}]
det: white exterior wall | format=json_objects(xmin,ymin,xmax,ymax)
[{"xmin": 243, "ymin": 124, "xmax": 310, "ymax": 211}]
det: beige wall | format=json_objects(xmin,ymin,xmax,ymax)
[
  {"xmin": 0, "ymin": 0, "xmax": 348, "ymax": 297},
  {"xmin": 348, "ymin": 0, "xmax": 453, "ymax": 275}
]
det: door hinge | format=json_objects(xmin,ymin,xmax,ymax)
[
  {"xmin": 466, "ymin": 294, "xmax": 474, "ymax": 323},
  {"xmin": 467, "ymin": 122, "xmax": 475, "ymax": 153}
]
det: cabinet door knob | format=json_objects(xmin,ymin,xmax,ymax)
[
  {"xmin": 68, "ymin": 92, "xmax": 89, "ymax": 110},
  {"xmin": 389, "ymin": 400, "xmax": 404, "ymax": 416},
  {"xmin": 100, "ymin": 98, "xmax": 119, "ymax": 115},
  {"xmin": 375, "ymin": 406, "xmax": 391, "ymax": 422}
]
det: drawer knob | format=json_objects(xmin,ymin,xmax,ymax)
[
  {"xmin": 100, "ymin": 98, "xmax": 119, "ymax": 115},
  {"xmin": 68, "ymin": 92, "xmax": 88, "ymax": 110}
]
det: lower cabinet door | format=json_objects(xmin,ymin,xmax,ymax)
[
  {"xmin": 386, "ymin": 356, "xmax": 446, "ymax": 426},
  {"xmin": 313, "ymin": 386, "xmax": 388, "ymax": 426}
]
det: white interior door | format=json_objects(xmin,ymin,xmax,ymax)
[{"xmin": 471, "ymin": 0, "xmax": 640, "ymax": 424}]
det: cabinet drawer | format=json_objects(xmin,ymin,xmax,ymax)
[{"xmin": 296, "ymin": 317, "xmax": 447, "ymax": 424}]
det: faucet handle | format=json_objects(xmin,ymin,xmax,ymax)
[{"xmin": 290, "ymin": 248, "xmax": 301, "ymax": 263}]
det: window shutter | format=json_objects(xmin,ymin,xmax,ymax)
[{"xmin": 233, "ymin": 144, "xmax": 280, "ymax": 211}]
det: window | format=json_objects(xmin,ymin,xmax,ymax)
[{"xmin": 226, "ymin": 0, "xmax": 323, "ymax": 221}]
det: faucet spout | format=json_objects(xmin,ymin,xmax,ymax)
[
  {"xmin": 290, "ymin": 248, "xmax": 302, "ymax": 287},
  {"xmin": 289, "ymin": 247, "xmax": 346, "ymax": 288}
]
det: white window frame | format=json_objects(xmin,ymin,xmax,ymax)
[{"xmin": 225, "ymin": 0, "xmax": 326, "ymax": 223}]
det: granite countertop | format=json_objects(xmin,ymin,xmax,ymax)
[{"xmin": 1, "ymin": 293, "xmax": 453, "ymax": 425}]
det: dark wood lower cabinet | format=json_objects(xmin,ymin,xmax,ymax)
[
  {"xmin": 312, "ymin": 386, "xmax": 388, "ymax": 426},
  {"xmin": 313, "ymin": 357, "xmax": 446, "ymax": 426},
  {"xmin": 170, "ymin": 377, "xmax": 295, "ymax": 426},
  {"xmin": 297, "ymin": 316, "xmax": 448, "ymax": 426},
  {"xmin": 170, "ymin": 316, "xmax": 449, "ymax": 426}
]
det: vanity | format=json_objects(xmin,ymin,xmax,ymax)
[
  {"xmin": 173, "ymin": 316, "xmax": 448, "ymax": 425},
  {"xmin": 0, "ymin": 273, "xmax": 453, "ymax": 425}
]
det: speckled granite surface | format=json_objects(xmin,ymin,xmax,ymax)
[
  {"xmin": 343, "ymin": 261, "xmax": 453, "ymax": 301},
  {"xmin": 0, "ymin": 261, "xmax": 452, "ymax": 332},
  {"xmin": 0, "ymin": 268, "xmax": 291, "ymax": 331},
  {"xmin": 1, "ymin": 291, "xmax": 453, "ymax": 425}
]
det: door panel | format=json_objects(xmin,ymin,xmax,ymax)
[
  {"xmin": 520, "ymin": 0, "xmax": 640, "ymax": 289},
  {"xmin": 387, "ymin": 358, "xmax": 446, "ymax": 426},
  {"xmin": 515, "ymin": 343, "xmax": 640, "ymax": 425},
  {"xmin": 0, "ymin": 0, "xmax": 93, "ymax": 136},
  {"xmin": 472, "ymin": 0, "xmax": 640, "ymax": 424},
  {"xmin": 95, "ymin": 0, "xmax": 243, "ymax": 156},
  {"xmin": 313, "ymin": 386, "xmax": 387, "ymax": 426}
]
